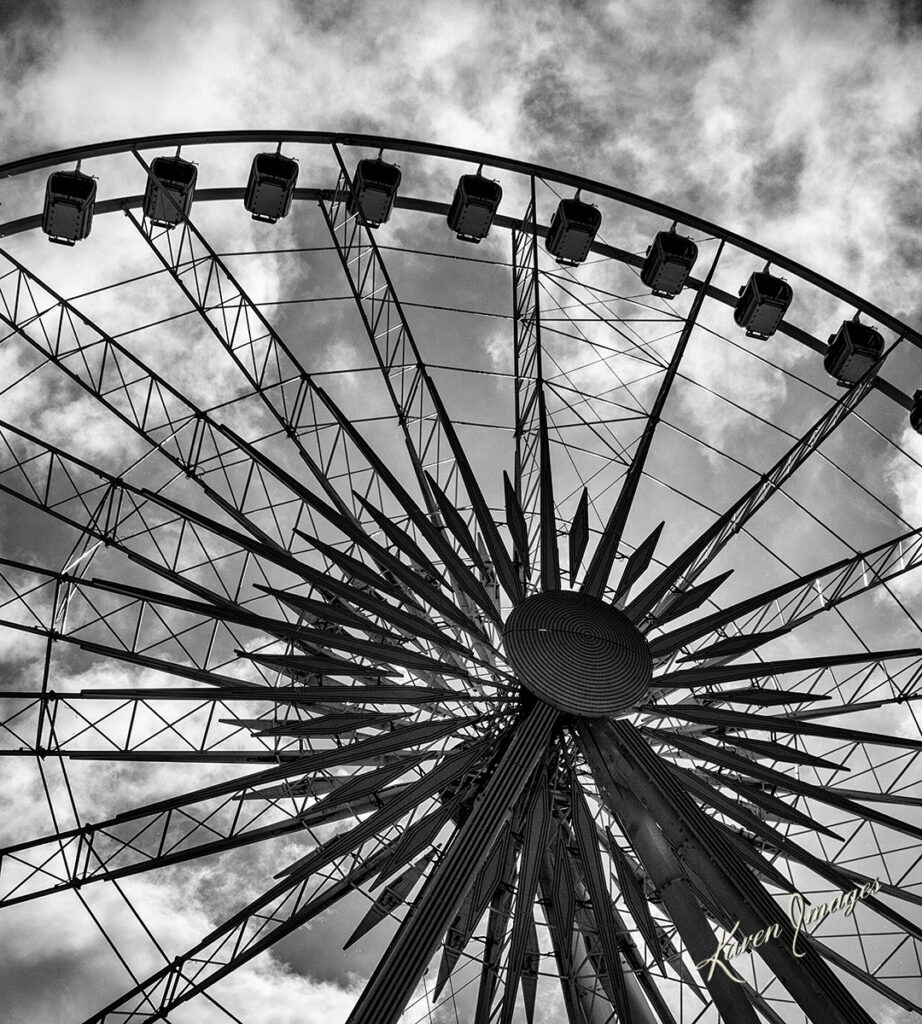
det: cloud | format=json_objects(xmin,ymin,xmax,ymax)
[
  {"xmin": 886, "ymin": 423, "xmax": 922, "ymax": 526},
  {"xmin": 4, "ymin": 2, "xmax": 922, "ymax": 1023},
  {"xmin": 0, "ymin": 875, "xmax": 362, "ymax": 1024},
  {"xmin": 881, "ymin": 422, "xmax": 922, "ymax": 601}
]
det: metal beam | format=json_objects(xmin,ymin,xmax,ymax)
[
  {"xmin": 512, "ymin": 180, "xmax": 559, "ymax": 591},
  {"xmin": 582, "ymin": 754, "xmax": 761, "ymax": 1022},
  {"xmin": 123, "ymin": 186, "xmax": 497, "ymax": 655},
  {"xmin": 577, "ymin": 719, "xmax": 878, "ymax": 1024},
  {"xmin": 319, "ymin": 145, "xmax": 507, "ymax": 626},
  {"xmin": 648, "ymin": 525, "xmax": 922, "ymax": 660},
  {"xmin": 84, "ymin": 740, "xmax": 491, "ymax": 1023},
  {"xmin": 628, "ymin": 349, "xmax": 894, "ymax": 628},
  {"xmin": 0, "ymin": 246, "xmax": 306, "ymax": 553},
  {"xmin": 345, "ymin": 700, "xmax": 560, "ymax": 1024},
  {"xmin": 581, "ymin": 242, "xmax": 723, "ymax": 598},
  {"xmin": 654, "ymin": 646, "xmax": 922, "ymax": 689}
]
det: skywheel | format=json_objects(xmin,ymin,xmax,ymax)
[{"xmin": 1, "ymin": 131, "xmax": 921, "ymax": 1024}]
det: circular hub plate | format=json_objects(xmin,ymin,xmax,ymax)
[{"xmin": 503, "ymin": 590, "xmax": 652, "ymax": 716}]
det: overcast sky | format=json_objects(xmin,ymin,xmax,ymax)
[{"xmin": 3, "ymin": 2, "xmax": 922, "ymax": 1023}]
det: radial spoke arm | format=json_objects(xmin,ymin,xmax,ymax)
[
  {"xmin": 319, "ymin": 143, "xmax": 489, "ymax": 572},
  {"xmin": 345, "ymin": 700, "xmax": 560, "ymax": 1024},
  {"xmin": 810, "ymin": 937, "xmax": 922, "ymax": 1015},
  {"xmin": 576, "ymin": 718, "xmax": 878, "ymax": 1024},
  {"xmin": 82, "ymin": 739, "xmax": 492, "ymax": 1023},
  {"xmin": 277, "ymin": 738, "xmax": 493, "ymax": 882},
  {"xmin": 648, "ymin": 525, "xmax": 922, "ymax": 659},
  {"xmin": 423, "ymin": 379, "xmax": 523, "ymax": 603},
  {"xmin": 581, "ymin": 241, "xmax": 724, "ymax": 598},
  {"xmin": 693, "ymin": 772, "xmax": 922, "ymax": 956},
  {"xmin": 122, "ymin": 190, "xmax": 513, "ymax": 664},
  {"xmin": 512, "ymin": 181, "xmax": 558, "ymax": 591},
  {"xmin": 0, "ymin": 420, "xmax": 304, "ymax": 623},
  {"xmin": 0, "ymin": 244, "xmax": 313, "ymax": 553},
  {"xmin": 645, "ymin": 697, "xmax": 922, "ymax": 753},
  {"xmin": 653, "ymin": 646, "xmax": 922, "ymax": 689},
  {"xmin": 121, "ymin": 189, "xmax": 366, "ymax": 527},
  {"xmin": 0, "ymin": 423, "xmax": 500, "ymax": 699},
  {"xmin": 627, "ymin": 343, "xmax": 895, "ymax": 627},
  {"xmin": 646, "ymin": 727, "xmax": 922, "ymax": 843}
]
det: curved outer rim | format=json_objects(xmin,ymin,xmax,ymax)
[{"xmin": 0, "ymin": 129, "xmax": 916, "ymax": 409}]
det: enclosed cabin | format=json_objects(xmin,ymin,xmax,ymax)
[
  {"xmin": 347, "ymin": 158, "xmax": 401, "ymax": 228},
  {"xmin": 42, "ymin": 170, "xmax": 96, "ymax": 246},
  {"xmin": 824, "ymin": 317, "xmax": 884, "ymax": 386},
  {"xmin": 911, "ymin": 389, "xmax": 922, "ymax": 435},
  {"xmin": 545, "ymin": 196, "xmax": 601, "ymax": 266},
  {"xmin": 244, "ymin": 152, "xmax": 299, "ymax": 224},
  {"xmin": 641, "ymin": 229, "xmax": 698, "ymax": 298},
  {"xmin": 447, "ymin": 173, "xmax": 502, "ymax": 243},
  {"xmin": 143, "ymin": 155, "xmax": 197, "ymax": 228},
  {"xmin": 733, "ymin": 269, "xmax": 793, "ymax": 339}
]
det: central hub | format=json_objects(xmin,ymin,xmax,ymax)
[{"xmin": 502, "ymin": 590, "xmax": 652, "ymax": 717}]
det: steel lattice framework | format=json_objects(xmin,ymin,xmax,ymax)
[{"xmin": 1, "ymin": 131, "xmax": 922, "ymax": 1024}]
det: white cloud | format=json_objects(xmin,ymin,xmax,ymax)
[
  {"xmin": 0, "ymin": 875, "xmax": 361, "ymax": 1024},
  {"xmin": 886, "ymin": 423, "xmax": 922, "ymax": 527},
  {"xmin": 4, "ymin": 2, "xmax": 922, "ymax": 1023}
]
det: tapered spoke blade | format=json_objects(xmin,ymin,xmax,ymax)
[{"xmin": 345, "ymin": 701, "xmax": 559, "ymax": 1024}]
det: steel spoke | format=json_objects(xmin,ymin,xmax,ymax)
[
  {"xmin": 346, "ymin": 700, "xmax": 560, "ymax": 1024},
  {"xmin": 627, "ymin": 345, "xmax": 896, "ymax": 628},
  {"xmin": 581, "ymin": 242, "xmax": 724, "ymax": 599},
  {"xmin": 649, "ymin": 525, "xmax": 922, "ymax": 660}
]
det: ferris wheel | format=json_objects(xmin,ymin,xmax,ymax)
[{"xmin": 1, "ymin": 131, "xmax": 922, "ymax": 1024}]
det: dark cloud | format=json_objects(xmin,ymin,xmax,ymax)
[
  {"xmin": 1, "ymin": 949, "xmax": 99, "ymax": 1024},
  {"xmin": 0, "ymin": 0, "xmax": 61, "ymax": 158},
  {"xmin": 520, "ymin": 61, "xmax": 610, "ymax": 169},
  {"xmin": 4, "ymin": 2, "xmax": 922, "ymax": 1023},
  {"xmin": 751, "ymin": 139, "xmax": 806, "ymax": 213},
  {"xmin": 893, "ymin": 0, "xmax": 922, "ymax": 35},
  {"xmin": 0, "ymin": 0, "xmax": 60, "ymax": 32}
]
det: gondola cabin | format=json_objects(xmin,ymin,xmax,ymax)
[
  {"xmin": 640, "ymin": 230, "xmax": 698, "ymax": 298},
  {"xmin": 733, "ymin": 271, "xmax": 793, "ymax": 339},
  {"xmin": 143, "ymin": 156, "xmax": 197, "ymax": 228},
  {"xmin": 42, "ymin": 170, "xmax": 96, "ymax": 245},
  {"xmin": 244, "ymin": 152, "xmax": 299, "ymax": 223},
  {"xmin": 447, "ymin": 174, "xmax": 502, "ymax": 242},
  {"xmin": 911, "ymin": 389, "xmax": 922, "ymax": 435},
  {"xmin": 545, "ymin": 198, "xmax": 601, "ymax": 266},
  {"xmin": 824, "ymin": 318, "xmax": 884, "ymax": 386},
  {"xmin": 348, "ymin": 158, "xmax": 401, "ymax": 228}
]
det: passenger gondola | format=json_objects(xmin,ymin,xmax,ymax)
[
  {"xmin": 144, "ymin": 155, "xmax": 198, "ymax": 228},
  {"xmin": 640, "ymin": 229, "xmax": 698, "ymax": 298},
  {"xmin": 42, "ymin": 169, "xmax": 97, "ymax": 246},
  {"xmin": 545, "ymin": 196, "xmax": 601, "ymax": 266},
  {"xmin": 348, "ymin": 158, "xmax": 401, "ymax": 228},
  {"xmin": 824, "ymin": 317, "xmax": 884, "ymax": 386},
  {"xmin": 447, "ymin": 173, "xmax": 502, "ymax": 242},
  {"xmin": 911, "ymin": 389, "xmax": 922, "ymax": 434},
  {"xmin": 734, "ymin": 269, "xmax": 793, "ymax": 339},
  {"xmin": 244, "ymin": 152, "xmax": 299, "ymax": 223}
]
